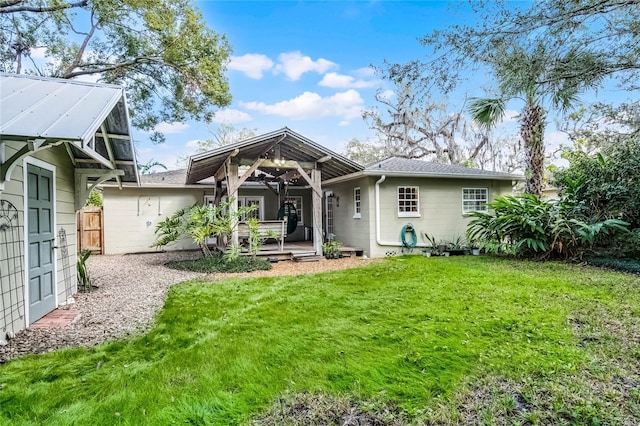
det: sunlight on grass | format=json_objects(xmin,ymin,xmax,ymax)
[{"xmin": 1, "ymin": 256, "xmax": 639, "ymax": 424}]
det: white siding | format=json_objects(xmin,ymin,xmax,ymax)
[{"xmin": 1, "ymin": 142, "xmax": 77, "ymax": 335}]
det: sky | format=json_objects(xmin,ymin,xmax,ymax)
[
  {"xmin": 133, "ymin": 0, "xmax": 628, "ymax": 171},
  {"xmin": 136, "ymin": 0, "xmax": 485, "ymax": 170}
]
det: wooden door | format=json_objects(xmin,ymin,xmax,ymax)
[{"xmin": 77, "ymin": 206, "xmax": 103, "ymax": 254}]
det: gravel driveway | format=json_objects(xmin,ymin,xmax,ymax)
[
  {"xmin": 0, "ymin": 251, "xmax": 203, "ymax": 363},
  {"xmin": 0, "ymin": 252, "xmax": 380, "ymax": 363}
]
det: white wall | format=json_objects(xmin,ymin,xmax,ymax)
[{"xmin": 103, "ymin": 187, "xmax": 214, "ymax": 254}]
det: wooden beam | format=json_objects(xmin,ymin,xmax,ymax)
[
  {"xmin": 212, "ymin": 148, "xmax": 239, "ymax": 182},
  {"xmin": 261, "ymin": 180, "xmax": 279, "ymax": 198},
  {"xmin": 228, "ymin": 158, "xmax": 265, "ymax": 195},
  {"xmin": 281, "ymin": 169, "xmax": 301, "ymax": 182},
  {"xmin": 100, "ymin": 124, "xmax": 121, "ymax": 187},
  {"xmin": 227, "ymin": 162, "xmax": 239, "ymax": 246},
  {"xmin": 238, "ymin": 158, "xmax": 315, "ymax": 169},
  {"xmin": 311, "ymin": 169, "xmax": 323, "ymax": 256},
  {"xmin": 295, "ymin": 164, "xmax": 322, "ymax": 197}
]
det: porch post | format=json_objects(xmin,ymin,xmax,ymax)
[
  {"xmin": 227, "ymin": 162, "xmax": 239, "ymax": 246},
  {"xmin": 311, "ymin": 169, "xmax": 323, "ymax": 256}
]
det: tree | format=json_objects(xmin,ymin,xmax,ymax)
[
  {"xmin": 468, "ymin": 43, "xmax": 604, "ymax": 196},
  {"xmin": 342, "ymin": 137, "xmax": 388, "ymax": 166},
  {"xmin": 137, "ymin": 159, "xmax": 168, "ymax": 175},
  {"xmin": 1, "ymin": 0, "xmax": 232, "ymax": 143},
  {"xmin": 358, "ymin": 79, "xmax": 523, "ymax": 171},
  {"xmin": 177, "ymin": 124, "xmax": 257, "ymax": 167}
]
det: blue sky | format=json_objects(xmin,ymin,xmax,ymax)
[
  {"xmin": 137, "ymin": 1, "xmax": 486, "ymax": 169},
  {"xmin": 134, "ymin": 1, "xmax": 627, "ymax": 171}
]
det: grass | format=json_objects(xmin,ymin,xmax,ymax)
[{"xmin": 1, "ymin": 256, "xmax": 639, "ymax": 425}]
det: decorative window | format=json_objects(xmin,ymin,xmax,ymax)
[
  {"xmin": 240, "ymin": 196, "xmax": 263, "ymax": 220},
  {"xmin": 397, "ymin": 186, "xmax": 420, "ymax": 217},
  {"xmin": 284, "ymin": 196, "xmax": 303, "ymax": 225},
  {"xmin": 462, "ymin": 188, "xmax": 488, "ymax": 213},
  {"xmin": 353, "ymin": 187, "xmax": 361, "ymax": 218}
]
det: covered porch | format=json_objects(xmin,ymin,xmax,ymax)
[
  {"xmin": 186, "ymin": 127, "xmax": 363, "ymax": 256},
  {"xmin": 239, "ymin": 241, "xmax": 363, "ymax": 262}
]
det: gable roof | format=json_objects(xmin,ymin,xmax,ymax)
[
  {"xmin": 0, "ymin": 73, "xmax": 138, "ymax": 185},
  {"xmin": 324, "ymin": 157, "xmax": 523, "ymax": 184},
  {"xmin": 186, "ymin": 127, "xmax": 363, "ymax": 184}
]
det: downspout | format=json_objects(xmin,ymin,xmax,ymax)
[{"xmin": 375, "ymin": 175, "xmax": 427, "ymax": 248}]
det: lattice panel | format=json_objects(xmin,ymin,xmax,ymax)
[{"xmin": 0, "ymin": 199, "xmax": 25, "ymax": 337}]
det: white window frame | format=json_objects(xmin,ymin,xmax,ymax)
[
  {"xmin": 353, "ymin": 187, "xmax": 361, "ymax": 219},
  {"xmin": 283, "ymin": 195, "xmax": 303, "ymax": 225},
  {"xmin": 209, "ymin": 196, "xmax": 265, "ymax": 220},
  {"xmin": 397, "ymin": 186, "xmax": 420, "ymax": 217},
  {"xmin": 462, "ymin": 187, "xmax": 489, "ymax": 214},
  {"xmin": 239, "ymin": 196, "xmax": 264, "ymax": 221}
]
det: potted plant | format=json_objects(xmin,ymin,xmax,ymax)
[
  {"xmin": 444, "ymin": 235, "xmax": 466, "ymax": 256},
  {"xmin": 422, "ymin": 233, "xmax": 439, "ymax": 257},
  {"xmin": 322, "ymin": 239, "xmax": 342, "ymax": 259}
]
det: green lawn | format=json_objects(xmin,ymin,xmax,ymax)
[{"xmin": 1, "ymin": 256, "xmax": 639, "ymax": 425}]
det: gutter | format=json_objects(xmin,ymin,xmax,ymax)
[{"xmin": 375, "ymin": 174, "xmax": 430, "ymax": 249}]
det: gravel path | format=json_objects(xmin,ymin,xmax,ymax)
[{"xmin": 0, "ymin": 252, "xmax": 380, "ymax": 363}]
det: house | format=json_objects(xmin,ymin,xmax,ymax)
[
  {"xmin": 0, "ymin": 73, "xmax": 138, "ymax": 341},
  {"xmin": 102, "ymin": 128, "xmax": 520, "ymax": 258}
]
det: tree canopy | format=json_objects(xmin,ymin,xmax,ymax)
[{"xmin": 1, "ymin": 0, "xmax": 232, "ymax": 143}]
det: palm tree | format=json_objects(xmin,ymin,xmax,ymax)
[{"xmin": 469, "ymin": 43, "xmax": 603, "ymax": 197}]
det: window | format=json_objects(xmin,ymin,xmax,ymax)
[
  {"xmin": 284, "ymin": 196, "xmax": 303, "ymax": 225},
  {"xmin": 353, "ymin": 187, "xmax": 361, "ymax": 218},
  {"xmin": 397, "ymin": 186, "xmax": 420, "ymax": 217},
  {"xmin": 240, "ymin": 196, "xmax": 263, "ymax": 220},
  {"xmin": 462, "ymin": 188, "xmax": 488, "ymax": 213}
]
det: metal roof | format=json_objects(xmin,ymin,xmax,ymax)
[
  {"xmin": 186, "ymin": 127, "xmax": 363, "ymax": 184},
  {"xmin": 0, "ymin": 73, "xmax": 138, "ymax": 185}
]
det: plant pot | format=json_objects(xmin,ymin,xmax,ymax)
[
  {"xmin": 443, "ymin": 252, "xmax": 450, "ymax": 257},
  {"xmin": 423, "ymin": 251, "xmax": 431, "ymax": 257},
  {"xmin": 472, "ymin": 248, "xmax": 480, "ymax": 256}
]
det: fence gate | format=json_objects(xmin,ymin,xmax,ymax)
[{"xmin": 77, "ymin": 206, "xmax": 104, "ymax": 254}]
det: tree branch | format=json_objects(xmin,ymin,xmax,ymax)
[{"xmin": 0, "ymin": 0, "xmax": 88, "ymax": 14}]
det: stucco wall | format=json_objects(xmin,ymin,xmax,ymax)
[
  {"xmin": 327, "ymin": 175, "xmax": 514, "ymax": 258},
  {"xmin": 324, "ymin": 176, "xmax": 374, "ymax": 256},
  {"xmin": 1, "ymin": 142, "xmax": 77, "ymax": 335},
  {"xmin": 103, "ymin": 186, "xmax": 214, "ymax": 254}
]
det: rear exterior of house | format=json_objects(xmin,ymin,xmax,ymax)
[
  {"xmin": 0, "ymin": 74, "xmax": 138, "ymax": 341},
  {"xmin": 324, "ymin": 158, "xmax": 518, "ymax": 258},
  {"xmin": 102, "ymin": 170, "xmax": 315, "ymax": 254},
  {"xmin": 101, "ymin": 132, "xmax": 521, "ymax": 259}
]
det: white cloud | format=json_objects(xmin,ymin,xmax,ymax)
[
  {"xmin": 338, "ymin": 120, "xmax": 351, "ymax": 127},
  {"xmin": 212, "ymin": 109, "xmax": 252, "ymax": 124},
  {"xmin": 228, "ymin": 53, "xmax": 274, "ymax": 79},
  {"xmin": 240, "ymin": 89, "xmax": 364, "ymax": 121},
  {"xmin": 29, "ymin": 47, "xmax": 48, "ymax": 59},
  {"xmin": 274, "ymin": 51, "xmax": 337, "ymax": 80},
  {"xmin": 185, "ymin": 139, "xmax": 205, "ymax": 149},
  {"xmin": 318, "ymin": 72, "xmax": 377, "ymax": 89},
  {"xmin": 378, "ymin": 89, "xmax": 395, "ymax": 100},
  {"xmin": 151, "ymin": 122, "xmax": 190, "ymax": 134},
  {"xmin": 354, "ymin": 66, "xmax": 376, "ymax": 78}
]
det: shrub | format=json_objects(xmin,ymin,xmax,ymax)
[
  {"xmin": 467, "ymin": 194, "xmax": 628, "ymax": 259},
  {"xmin": 77, "ymin": 250, "xmax": 92, "ymax": 291},
  {"xmin": 607, "ymin": 228, "xmax": 640, "ymax": 260},
  {"xmin": 166, "ymin": 252, "xmax": 271, "ymax": 273}
]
